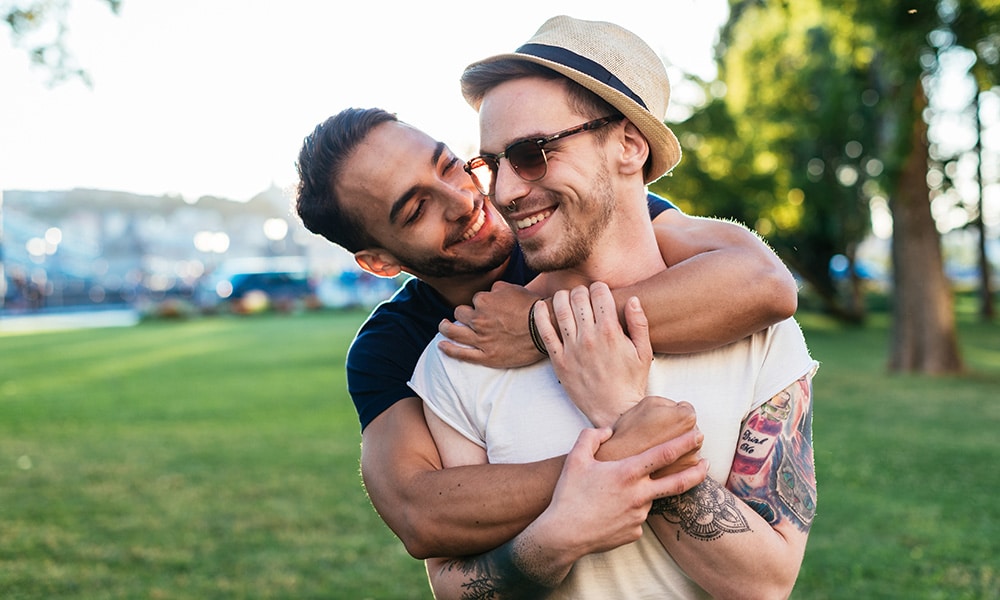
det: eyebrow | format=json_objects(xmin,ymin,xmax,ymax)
[{"xmin": 388, "ymin": 141, "xmax": 447, "ymax": 225}]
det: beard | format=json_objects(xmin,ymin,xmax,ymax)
[
  {"xmin": 520, "ymin": 163, "xmax": 616, "ymax": 273},
  {"xmin": 400, "ymin": 227, "xmax": 517, "ymax": 280}
]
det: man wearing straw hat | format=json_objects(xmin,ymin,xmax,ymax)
[
  {"xmin": 295, "ymin": 112, "xmax": 799, "ymax": 562},
  {"xmin": 411, "ymin": 15, "xmax": 818, "ymax": 598}
]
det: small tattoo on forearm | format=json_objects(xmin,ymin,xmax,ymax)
[
  {"xmin": 441, "ymin": 542, "xmax": 552, "ymax": 600},
  {"xmin": 650, "ymin": 478, "xmax": 751, "ymax": 541}
]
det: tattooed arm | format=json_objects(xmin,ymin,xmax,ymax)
[
  {"xmin": 646, "ymin": 373, "xmax": 817, "ymax": 599},
  {"xmin": 422, "ymin": 404, "xmax": 707, "ymax": 600}
]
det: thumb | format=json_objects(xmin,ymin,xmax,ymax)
[
  {"xmin": 569, "ymin": 427, "xmax": 614, "ymax": 462},
  {"xmin": 625, "ymin": 296, "xmax": 652, "ymax": 362}
]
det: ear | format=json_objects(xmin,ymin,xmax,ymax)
[
  {"xmin": 354, "ymin": 248, "xmax": 403, "ymax": 278},
  {"xmin": 618, "ymin": 121, "xmax": 650, "ymax": 177}
]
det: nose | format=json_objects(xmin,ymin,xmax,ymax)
[
  {"xmin": 492, "ymin": 159, "xmax": 529, "ymax": 213},
  {"xmin": 443, "ymin": 183, "xmax": 476, "ymax": 221}
]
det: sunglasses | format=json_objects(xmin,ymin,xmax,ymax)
[{"xmin": 464, "ymin": 115, "xmax": 624, "ymax": 197}]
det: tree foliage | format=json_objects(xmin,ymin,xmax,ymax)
[
  {"xmin": 657, "ymin": 0, "xmax": 881, "ymax": 321},
  {"xmin": 660, "ymin": 0, "xmax": 999, "ymax": 373},
  {"xmin": 2, "ymin": 0, "xmax": 121, "ymax": 85}
]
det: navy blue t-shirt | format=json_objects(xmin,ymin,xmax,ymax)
[{"xmin": 346, "ymin": 192, "xmax": 677, "ymax": 431}]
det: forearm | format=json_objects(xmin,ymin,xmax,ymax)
[
  {"xmin": 424, "ymin": 425, "xmax": 701, "ymax": 599},
  {"xmin": 612, "ymin": 248, "xmax": 796, "ymax": 353},
  {"xmin": 627, "ymin": 213, "xmax": 797, "ymax": 353},
  {"xmin": 390, "ymin": 460, "xmax": 562, "ymax": 558},
  {"xmin": 361, "ymin": 397, "xmax": 562, "ymax": 558},
  {"xmin": 647, "ymin": 374, "xmax": 816, "ymax": 598},
  {"xmin": 426, "ymin": 521, "xmax": 574, "ymax": 600},
  {"xmin": 647, "ymin": 476, "xmax": 806, "ymax": 599}
]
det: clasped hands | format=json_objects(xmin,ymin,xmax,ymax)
[{"xmin": 440, "ymin": 280, "xmax": 704, "ymax": 482}]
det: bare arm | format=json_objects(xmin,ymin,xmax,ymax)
[
  {"xmin": 646, "ymin": 373, "xmax": 817, "ymax": 599},
  {"xmin": 437, "ymin": 212, "xmax": 796, "ymax": 366},
  {"xmin": 422, "ymin": 412, "xmax": 708, "ymax": 600},
  {"xmin": 630, "ymin": 210, "xmax": 798, "ymax": 353},
  {"xmin": 360, "ymin": 396, "xmax": 561, "ymax": 559},
  {"xmin": 362, "ymin": 393, "xmax": 706, "ymax": 559}
]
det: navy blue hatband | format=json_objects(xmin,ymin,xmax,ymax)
[{"xmin": 515, "ymin": 43, "xmax": 648, "ymax": 110}]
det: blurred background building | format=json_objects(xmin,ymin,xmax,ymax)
[{"xmin": 0, "ymin": 186, "xmax": 399, "ymax": 314}]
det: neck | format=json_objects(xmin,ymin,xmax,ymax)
[{"xmin": 420, "ymin": 259, "xmax": 511, "ymax": 308}]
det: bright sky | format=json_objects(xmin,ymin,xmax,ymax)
[{"xmin": 0, "ymin": 0, "xmax": 728, "ymax": 201}]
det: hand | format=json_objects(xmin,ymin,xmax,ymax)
[
  {"xmin": 528, "ymin": 426, "xmax": 708, "ymax": 562},
  {"xmin": 533, "ymin": 282, "xmax": 653, "ymax": 427},
  {"xmin": 437, "ymin": 281, "xmax": 544, "ymax": 368},
  {"xmin": 598, "ymin": 395, "xmax": 706, "ymax": 482}
]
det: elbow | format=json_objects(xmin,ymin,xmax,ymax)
[
  {"xmin": 745, "ymin": 557, "xmax": 803, "ymax": 600},
  {"xmin": 390, "ymin": 507, "xmax": 441, "ymax": 559},
  {"xmin": 362, "ymin": 479, "xmax": 443, "ymax": 559},
  {"xmin": 753, "ymin": 576, "xmax": 799, "ymax": 600},
  {"xmin": 759, "ymin": 263, "xmax": 799, "ymax": 322},
  {"xmin": 716, "ymin": 570, "xmax": 799, "ymax": 600}
]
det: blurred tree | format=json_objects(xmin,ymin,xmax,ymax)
[
  {"xmin": 2, "ymin": 0, "xmax": 121, "ymax": 86},
  {"xmin": 948, "ymin": 0, "xmax": 1000, "ymax": 321},
  {"xmin": 853, "ymin": 0, "xmax": 999, "ymax": 372},
  {"xmin": 657, "ymin": 0, "xmax": 878, "ymax": 323},
  {"xmin": 660, "ymin": 0, "xmax": 998, "ymax": 373}
]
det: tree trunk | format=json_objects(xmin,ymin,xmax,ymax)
[
  {"xmin": 888, "ymin": 84, "xmax": 964, "ymax": 374},
  {"xmin": 974, "ymin": 91, "xmax": 995, "ymax": 321}
]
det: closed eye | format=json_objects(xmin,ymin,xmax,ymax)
[{"xmin": 404, "ymin": 199, "xmax": 426, "ymax": 226}]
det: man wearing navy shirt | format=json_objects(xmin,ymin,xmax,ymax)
[{"xmin": 295, "ymin": 107, "xmax": 798, "ymax": 558}]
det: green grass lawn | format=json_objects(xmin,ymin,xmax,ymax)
[{"xmin": 1, "ymin": 304, "xmax": 998, "ymax": 599}]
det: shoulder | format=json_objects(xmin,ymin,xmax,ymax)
[
  {"xmin": 347, "ymin": 278, "xmax": 452, "ymax": 388},
  {"xmin": 351, "ymin": 278, "xmax": 449, "ymax": 350},
  {"xmin": 646, "ymin": 191, "xmax": 678, "ymax": 218}
]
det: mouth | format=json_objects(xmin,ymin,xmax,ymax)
[
  {"xmin": 513, "ymin": 209, "xmax": 553, "ymax": 232},
  {"xmin": 458, "ymin": 206, "xmax": 487, "ymax": 242}
]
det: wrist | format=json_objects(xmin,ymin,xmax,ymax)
[
  {"xmin": 514, "ymin": 515, "xmax": 580, "ymax": 587},
  {"xmin": 528, "ymin": 303, "xmax": 549, "ymax": 357}
]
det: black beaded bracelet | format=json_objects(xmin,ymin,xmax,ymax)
[{"xmin": 528, "ymin": 305, "xmax": 549, "ymax": 356}]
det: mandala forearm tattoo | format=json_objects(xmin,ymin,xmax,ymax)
[
  {"xmin": 650, "ymin": 477, "xmax": 751, "ymax": 541},
  {"xmin": 439, "ymin": 540, "xmax": 553, "ymax": 600}
]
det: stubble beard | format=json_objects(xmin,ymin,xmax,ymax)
[
  {"xmin": 521, "ymin": 164, "xmax": 616, "ymax": 274},
  {"xmin": 402, "ymin": 228, "xmax": 516, "ymax": 280}
]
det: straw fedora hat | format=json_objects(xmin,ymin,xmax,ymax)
[{"xmin": 461, "ymin": 15, "xmax": 681, "ymax": 183}]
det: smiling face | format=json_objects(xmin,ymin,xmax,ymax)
[
  {"xmin": 336, "ymin": 121, "xmax": 515, "ymax": 281},
  {"xmin": 478, "ymin": 77, "xmax": 619, "ymax": 274}
]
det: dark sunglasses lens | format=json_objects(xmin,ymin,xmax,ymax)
[
  {"xmin": 466, "ymin": 157, "xmax": 496, "ymax": 195},
  {"xmin": 507, "ymin": 141, "xmax": 547, "ymax": 181}
]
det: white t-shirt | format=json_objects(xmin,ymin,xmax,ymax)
[{"xmin": 411, "ymin": 317, "xmax": 817, "ymax": 599}]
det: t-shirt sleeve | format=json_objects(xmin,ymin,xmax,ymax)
[
  {"xmin": 346, "ymin": 322, "xmax": 427, "ymax": 432},
  {"xmin": 751, "ymin": 318, "xmax": 820, "ymax": 410},
  {"xmin": 646, "ymin": 191, "xmax": 678, "ymax": 219},
  {"xmin": 409, "ymin": 337, "xmax": 487, "ymax": 449}
]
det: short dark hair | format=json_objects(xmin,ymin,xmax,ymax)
[
  {"xmin": 295, "ymin": 107, "xmax": 398, "ymax": 253},
  {"xmin": 461, "ymin": 60, "xmax": 618, "ymax": 126}
]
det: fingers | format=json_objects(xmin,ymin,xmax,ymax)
[
  {"xmin": 568, "ymin": 426, "xmax": 615, "ymax": 462},
  {"xmin": 587, "ymin": 282, "xmax": 617, "ymax": 331},
  {"xmin": 437, "ymin": 339, "xmax": 481, "ymax": 362},
  {"xmin": 630, "ymin": 429, "xmax": 704, "ymax": 478},
  {"xmin": 437, "ymin": 319, "xmax": 483, "ymax": 361},
  {"xmin": 550, "ymin": 289, "xmax": 576, "ymax": 342},
  {"xmin": 623, "ymin": 296, "xmax": 652, "ymax": 363},
  {"xmin": 438, "ymin": 319, "xmax": 475, "ymax": 346},
  {"xmin": 569, "ymin": 285, "xmax": 596, "ymax": 333},
  {"xmin": 452, "ymin": 305, "xmax": 475, "ymax": 328},
  {"xmin": 649, "ymin": 458, "xmax": 710, "ymax": 498},
  {"xmin": 532, "ymin": 300, "xmax": 562, "ymax": 356}
]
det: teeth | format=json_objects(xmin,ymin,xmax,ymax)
[
  {"xmin": 515, "ymin": 210, "xmax": 552, "ymax": 230},
  {"xmin": 461, "ymin": 208, "xmax": 486, "ymax": 241}
]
